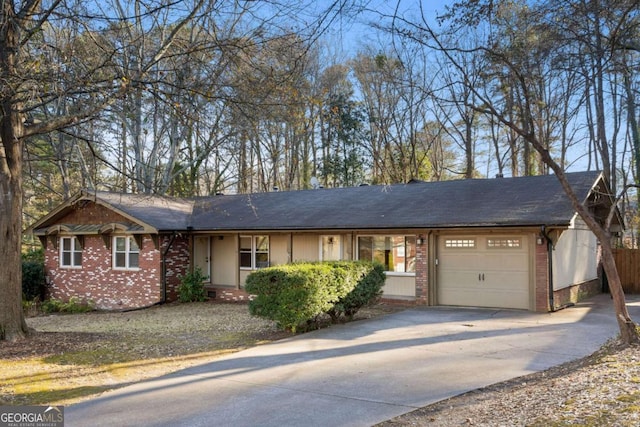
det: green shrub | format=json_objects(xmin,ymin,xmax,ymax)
[
  {"xmin": 246, "ymin": 263, "xmax": 354, "ymax": 332},
  {"xmin": 41, "ymin": 296, "xmax": 94, "ymax": 314},
  {"xmin": 22, "ymin": 260, "xmax": 45, "ymax": 301},
  {"xmin": 177, "ymin": 267, "xmax": 207, "ymax": 302},
  {"xmin": 22, "ymin": 248, "xmax": 44, "ymax": 263},
  {"xmin": 246, "ymin": 261, "xmax": 383, "ymax": 331},
  {"xmin": 328, "ymin": 262, "xmax": 385, "ymax": 320},
  {"xmin": 22, "ymin": 299, "xmax": 40, "ymax": 317}
]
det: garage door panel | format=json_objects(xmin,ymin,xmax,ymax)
[
  {"xmin": 484, "ymin": 271, "xmax": 529, "ymax": 290},
  {"xmin": 440, "ymin": 254, "xmax": 482, "ymax": 270},
  {"xmin": 438, "ymin": 235, "xmax": 530, "ymax": 310},
  {"xmin": 438, "ymin": 271, "xmax": 482, "ymax": 289},
  {"xmin": 485, "ymin": 253, "xmax": 528, "ymax": 271}
]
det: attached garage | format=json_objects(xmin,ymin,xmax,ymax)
[
  {"xmin": 32, "ymin": 171, "xmax": 613, "ymax": 312},
  {"xmin": 437, "ymin": 234, "xmax": 531, "ymax": 310}
]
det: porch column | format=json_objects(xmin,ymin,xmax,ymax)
[
  {"xmin": 415, "ymin": 233, "xmax": 428, "ymax": 305},
  {"xmin": 535, "ymin": 241, "xmax": 550, "ymax": 312}
]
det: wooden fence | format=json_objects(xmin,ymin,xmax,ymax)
[{"xmin": 612, "ymin": 249, "xmax": 640, "ymax": 294}]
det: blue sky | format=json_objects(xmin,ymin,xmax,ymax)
[{"xmin": 317, "ymin": 0, "xmax": 454, "ymax": 55}]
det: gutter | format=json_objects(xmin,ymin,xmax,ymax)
[
  {"xmin": 161, "ymin": 231, "xmax": 178, "ymax": 304},
  {"xmin": 541, "ymin": 226, "xmax": 554, "ymax": 312}
]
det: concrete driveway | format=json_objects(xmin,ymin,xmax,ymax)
[{"xmin": 66, "ymin": 294, "xmax": 640, "ymax": 427}]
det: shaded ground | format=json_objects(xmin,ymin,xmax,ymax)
[{"xmin": 0, "ymin": 301, "xmax": 399, "ymax": 406}]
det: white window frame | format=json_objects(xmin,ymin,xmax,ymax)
[
  {"xmin": 487, "ymin": 237, "xmax": 522, "ymax": 249},
  {"xmin": 444, "ymin": 238, "xmax": 476, "ymax": 249},
  {"xmin": 60, "ymin": 236, "xmax": 82, "ymax": 268},
  {"xmin": 239, "ymin": 235, "xmax": 270, "ymax": 270},
  {"xmin": 113, "ymin": 236, "xmax": 140, "ymax": 270}
]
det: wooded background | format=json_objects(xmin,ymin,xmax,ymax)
[{"xmin": 18, "ymin": 0, "xmax": 640, "ymax": 246}]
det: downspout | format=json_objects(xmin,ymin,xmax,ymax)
[
  {"xmin": 161, "ymin": 231, "xmax": 178, "ymax": 304},
  {"xmin": 541, "ymin": 226, "xmax": 555, "ymax": 312}
]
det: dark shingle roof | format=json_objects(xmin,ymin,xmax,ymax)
[
  {"xmin": 189, "ymin": 171, "xmax": 602, "ymax": 231},
  {"xmin": 31, "ymin": 171, "xmax": 603, "ymax": 233},
  {"xmin": 94, "ymin": 191, "xmax": 194, "ymax": 231}
]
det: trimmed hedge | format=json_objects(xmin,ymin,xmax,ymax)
[
  {"xmin": 246, "ymin": 261, "xmax": 385, "ymax": 332},
  {"xmin": 327, "ymin": 261, "xmax": 385, "ymax": 320}
]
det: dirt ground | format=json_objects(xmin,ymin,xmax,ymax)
[
  {"xmin": 1, "ymin": 302, "xmax": 639, "ymax": 426},
  {"xmin": 0, "ymin": 301, "xmax": 398, "ymax": 407}
]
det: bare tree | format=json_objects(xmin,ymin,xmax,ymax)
[
  {"xmin": 385, "ymin": 0, "xmax": 640, "ymax": 343},
  {"xmin": 352, "ymin": 46, "xmax": 435, "ymax": 183},
  {"xmin": 0, "ymin": 0, "xmax": 352, "ymax": 341}
]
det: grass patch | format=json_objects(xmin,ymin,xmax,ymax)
[
  {"xmin": 616, "ymin": 392, "xmax": 640, "ymax": 404},
  {"xmin": 5, "ymin": 386, "xmax": 112, "ymax": 406}
]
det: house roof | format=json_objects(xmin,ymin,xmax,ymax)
[
  {"xmin": 189, "ymin": 171, "xmax": 603, "ymax": 231},
  {"xmin": 31, "ymin": 190, "xmax": 194, "ymax": 234},
  {"xmin": 30, "ymin": 171, "xmax": 606, "ymax": 233},
  {"xmin": 93, "ymin": 191, "xmax": 194, "ymax": 231}
]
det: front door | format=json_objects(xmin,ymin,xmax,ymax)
[{"xmin": 194, "ymin": 236, "xmax": 211, "ymax": 283}]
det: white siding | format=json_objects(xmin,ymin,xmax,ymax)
[
  {"xmin": 292, "ymin": 234, "xmax": 320, "ymax": 262},
  {"xmin": 382, "ymin": 274, "xmax": 415, "ymax": 298},
  {"xmin": 270, "ymin": 234, "xmax": 290, "ymax": 266},
  {"xmin": 552, "ymin": 217, "xmax": 598, "ymax": 290}
]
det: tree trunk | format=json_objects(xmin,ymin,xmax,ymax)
[
  {"xmin": 0, "ymin": 168, "xmax": 28, "ymax": 341},
  {"xmin": 0, "ymin": 2, "xmax": 30, "ymax": 341},
  {"xmin": 600, "ymin": 242, "xmax": 640, "ymax": 344},
  {"xmin": 534, "ymin": 144, "xmax": 640, "ymax": 345}
]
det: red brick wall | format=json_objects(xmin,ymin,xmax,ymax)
[
  {"xmin": 534, "ymin": 241, "xmax": 550, "ymax": 312},
  {"xmin": 45, "ymin": 235, "xmax": 162, "ymax": 310},
  {"xmin": 414, "ymin": 234, "xmax": 428, "ymax": 305},
  {"xmin": 42, "ymin": 202, "xmax": 193, "ymax": 310},
  {"xmin": 206, "ymin": 286, "xmax": 254, "ymax": 302},
  {"xmin": 553, "ymin": 279, "xmax": 601, "ymax": 308},
  {"xmin": 161, "ymin": 235, "xmax": 190, "ymax": 302}
]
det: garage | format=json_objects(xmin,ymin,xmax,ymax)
[{"xmin": 437, "ymin": 235, "xmax": 531, "ymax": 310}]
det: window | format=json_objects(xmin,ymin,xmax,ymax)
[
  {"xmin": 60, "ymin": 236, "xmax": 82, "ymax": 268},
  {"xmin": 113, "ymin": 236, "xmax": 140, "ymax": 269},
  {"xmin": 358, "ymin": 235, "xmax": 416, "ymax": 273},
  {"xmin": 445, "ymin": 238, "xmax": 476, "ymax": 248},
  {"xmin": 487, "ymin": 238, "xmax": 522, "ymax": 249},
  {"xmin": 240, "ymin": 235, "xmax": 269, "ymax": 269}
]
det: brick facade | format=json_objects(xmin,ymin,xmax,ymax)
[
  {"xmin": 553, "ymin": 279, "xmax": 601, "ymax": 309},
  {"xmin": 45, "ymin": 235, "xmax": 162, "ymax": 309},
  {"xmin": 534, "ymin": 240, "xmax": 550, "ymax": 312},
  {"xmin": 414, "ymin": 234, "xmax": 428, "ymax": 305},
  {"xmin": 161, "ymin": 235, "xmax": 190, "ymax": 303},
  {"xmin": 206, "ymin": 286, "xmax": 253, "ymax": 302},
  {"xmin": 42, "ymin": 202, "xmax": 192, "ymax": 310}
]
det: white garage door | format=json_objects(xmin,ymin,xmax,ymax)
[{"xmin": 437, "ymin": 235, "xmax": 530, "ymax": 310}]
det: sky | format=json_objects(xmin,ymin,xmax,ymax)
[{"xmin": 328, "ymin": 0, "xmax": 454, "ymax": 55}]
